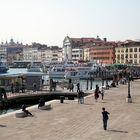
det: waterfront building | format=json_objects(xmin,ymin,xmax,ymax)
[
  {"xmin": 0, "ymin": 38, "xmax": 24, "ymax": 65},
  {"xmin": 41, "ymin": 46, "xmax": 63, "ymax": 63},
  {"xmin": 72, "ymin": 48, "xmax": 84, "ymax": 62},
  {"xmin": 0, "ymin": 46, "xmax": 7, "ymax": 62},
  {"xmin": 89, "ymin": 40, "xmax": 116, "ymax": 64},
  {"xmin": 83, "ymin": 46, "xmax": 90, "ymax": 61},
  {"xmin": 23, "ymin": 46, "xmax": 38, "ymax": 62},
  {"xmin": 115, "ymin": 40, "xmax": 140, "ymax": 64},
  {"xmin": 63, "ymin": 35, "xmax": 102, "ymax": 61}
]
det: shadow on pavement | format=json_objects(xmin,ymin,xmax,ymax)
[
  {"xmin": 108, "ymin": 129, "xmax": 128, "ymax": 133},
  {"xmin": 0, "ymin": 124, "xmax": 7, "ymax": 127}
]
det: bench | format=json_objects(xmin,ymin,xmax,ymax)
[{"xmin": 15, "ymin": 111, "xmax": 27, "ymax": 118}]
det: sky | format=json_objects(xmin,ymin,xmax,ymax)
[{"xmin": 0, "ymin": 0, "xmax": 140, "ymax": 47}]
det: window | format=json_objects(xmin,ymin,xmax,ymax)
[
  {"xmin": 130, "ymin": 48, "xmax": 133, "ymax": 52},
  {"xmin": 134, "ymin": 54, "xmax": 137, "ymax": 58},
  {"xmin": 134, "ymin": 48, "xmax": 137, "ymax": 52}
]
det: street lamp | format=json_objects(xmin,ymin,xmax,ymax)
[
  {"xmin": 101, "ymin": 70, "xmax": 104, "ymax": 88},
  {"xmin": 126, "ymin": 72, "xmax": 132, "ymax": 103}
]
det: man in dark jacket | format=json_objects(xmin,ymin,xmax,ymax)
[{"xmin": 102, "ymin": 107, "xmax": 110, "ymax": 130}]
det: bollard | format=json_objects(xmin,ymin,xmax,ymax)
[{"xmin": 60, "ymin": 96, "xmax": 64, "ymax": 103}]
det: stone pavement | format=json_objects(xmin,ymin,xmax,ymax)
[{"xmin": 0, "ymin": 80, "xmax": 140, "ymax": 140}]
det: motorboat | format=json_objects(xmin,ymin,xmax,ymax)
[
  {"xmin": 48, "ymin": 65, "xmax": 65, "ymax": 78},
  {"xmin": 64, "ymin": 64, "xmax": 99, "ymax": 80},
  {"xmin": 0, "ymin": 62, "xmax": 9, "ymax": 73},
  {"xmin": 27, "ymin": 62, "xmax": 43, "ymax": 72}
]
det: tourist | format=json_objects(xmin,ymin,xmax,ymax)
[
  {"xmin": 77, "ymin": 90, "xmax": 84, "ymax": 104},
  {"xmin": 15, "ymin": 81, "xmax": 20, "ymax": 93},
  {"xmin": 21, "ymin": 104, "xmax": 33, "ymax": 116},
  {"xmin": 94, "ymin": 84, "xmax": 100, "ymax": 102},
  {"xmin": 33, "ymin": 83, "xmax": 37, "ymax": 92},
  {"xmin": 11, "ymin": 83, "xmax": 14, "ymax": 93},
  {"xmin": 21, "ymin": 83, "xmax": 25, "ymax": 93},
  {"xmin": 38, "ymin": 98, "xmax": 45, "ymax": 108},
  {"xmin": 69, "ymin": 83, "xmax": 74, "ymax": 92},
  {"xmin": 76, "ymin": 82, "xmax": 80, "ymax": 93},
  {"xmin": 102, "ymin": 107, "xmax": 110, "ymax": 130},
  {"xmin": 100, "ymin": 89, "xmax": 104, "ymax": 100}
]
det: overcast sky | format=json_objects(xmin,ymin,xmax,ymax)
[{"xmin": 0, "ymin": 0, "xmax": 140, "ymax": 47}]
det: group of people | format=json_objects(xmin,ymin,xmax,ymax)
[
  {"xmin": 21, "ymin": 97, "xmax": 46, "ymax": 117},
  {"xmin": 94, "ymin": 84, "xmax": 104, "ymax": 102},
  {"xmin": 21, "ymin": 82, "xmax": 110, "ymax": 130}
]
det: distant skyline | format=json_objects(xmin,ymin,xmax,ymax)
[{"xmin": 0, "ymin": 0, "xmax": 140, "ymax": 47}]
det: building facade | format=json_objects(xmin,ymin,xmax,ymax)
[
  {"xmin": 0, "ymin": 39, "xmax": 24, "ymax": 65},
  {"xmin": 63, "ymin": 36, "xmax": 102, "ymax": 61},
  {"xmin": 115, "ymin": 41, "xmax": 140, "ymax": 64},
  {"xmin": 90, "ymin": 42, "xmax": 116, "ymax": 64}
]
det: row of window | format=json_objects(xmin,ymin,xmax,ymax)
[
  {"xmin": 117, "ymin": 59, "xmax": 139, "ymax": 64},
  {"xmin": 93, "ymin": 52, "xmax": 110, "ymax": 55},
  {"xmin": 117, "ymin": 48, "xmax": 140, "ymax": 53},
  {"xmin": 117, "ymin": 54, "xmax": 140, "ymax": 59}
]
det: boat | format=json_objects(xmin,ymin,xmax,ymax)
[
  {"xmin": 64, "ymin": 64, "xmax": 100, "ymax": 80},
  {"xmin": 48, "ymin": 61, "xmax": 76, "ymax": 79},
  {"xmin": 27, "ymin": 62, "xmax": 43, "ymax": 72},
  {"xmin": 48, "ymin": 65, "xmax": 65, "ymax": 78},
  {"xmin": 0, "ymin": 62, "xmax": 9, "ymax": 73}
]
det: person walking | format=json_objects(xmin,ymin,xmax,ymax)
[
  {"xmin": 100, "ymin": 88, "xmax": 104, "ymax": 100},
  {"xmin": 94, "ymin": 84, "xmax": 100, "ymax": 102},
  {"xmin": 76, "ymin": 82, "xmax": 80, "ymax": 93},
  {"xmin": 102, "ymin": 107, "xmax": 110, "ymax": 130}
]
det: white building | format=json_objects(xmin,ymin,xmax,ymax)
[
  {"xmin": 63, "ymin": 36, "xmax": 72, "ymax": 61},
  {"xmin": 72, "ymin": 48, "xmax": 84, "ymax": 61},
  {"xmin": 23, "ymin": 47, "xmax": 39, "ymax": 62},
  {"xmin": 0, "ymin": 46, "xmax": 7, "ymax": 62}
]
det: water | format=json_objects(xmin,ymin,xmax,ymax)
[{"xmin": 0, "ymin": 68, "xmax": 112, "ymax": 115}]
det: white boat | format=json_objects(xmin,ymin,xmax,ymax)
[
  {"xmin": 48, "ymin": 65, "xmax": 65, "ymax": 78},
  {"xmin": 48, "ymin": 61, "xmax": 101, "ymax": 79},
  {"xmin": 64, "ymin": 64, "xmax": 100, "ymax": 80},
  {"xmin": 0, "ymin": 62, "xmax": 9, "ymax": 73},
  {"xmin": 27, "ymin": 63, "xmax": 43, "ymax": 72},
  {"xmin": 48, "ymin": 61, "xmax": 76, "ymax": 79}
]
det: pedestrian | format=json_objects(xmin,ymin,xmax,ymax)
[
  {"xmin": 11, "ymin": 82, "xmax": 14, "ymax": 93},
  {"xmin": 76, "ymin": 82, "xmax": 80, "ymax": 93},
  {"xmin": 100, "ymin": 88, "xmax": 104, "ymax": 100},
  {"xmin": 21, "ymin": 104, "xmax": 33, "ymax": 116},
  {"xmin": 77, "ymin": 90, "xmax": 84, "ymax": 104},
  {"xmin": 38, "ymin": 98, "xmax": 45, "ymax": 108},
  {"xmin": 94, "ymin": 84, "xmax": 100, "ymax": 102},
  {"xmin": 102, "ymin": 107, "xmax": 110, "ymax": 130},
  {"xmin": 69, "ymin": 83, "xmax": 74, "ymax": 92},
  {"xmin": 33, "ymin": 83, "xmax": 37, "ymax": 92}
]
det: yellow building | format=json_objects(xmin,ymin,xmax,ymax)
[{"xmin": 115, "ymin": 41, "xmax": 140, "ymax": 65}]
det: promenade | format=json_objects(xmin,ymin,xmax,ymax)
[{"xmin": 0, "ymin": 80, "xmax": 140, "ymax": 140}]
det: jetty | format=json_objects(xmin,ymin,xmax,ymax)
[{"xmin": 0, "ymin": 80, "xmax": 140, "ymax": 140}]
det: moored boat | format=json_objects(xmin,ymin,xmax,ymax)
[{"xmin": 0, "ymin": 62, "xmax": 9, "ymax": 73}]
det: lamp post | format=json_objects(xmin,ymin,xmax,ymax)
[
  {"xmin": 101, "ymin": 70, "xmax": 104, "ymax": 88},
  {"xmin": 126, "ymin": 72, "xmax": 132, "ymax": 103}
]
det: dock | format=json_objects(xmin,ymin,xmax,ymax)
[{"xmin": 0, "ymin": 80, "xmax": 140, "ymax": 140}]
